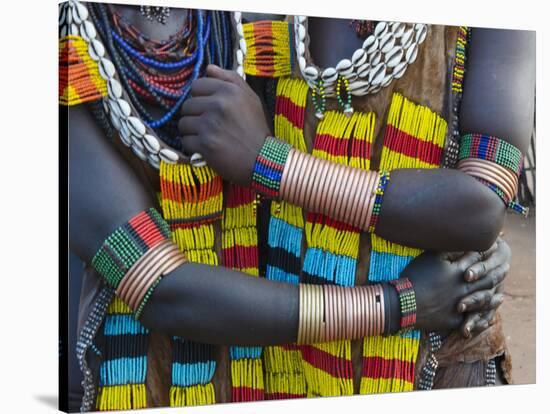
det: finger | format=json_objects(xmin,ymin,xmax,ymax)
[
  {"xmin": 455, "ymin": 251, "xmax": 483, "ymax": 272},
  {"xmin": 465, "ymin": 244, "xmax": 502, "ymax": 282},
  {"xmin": 468, "ymin": 262, "xmax": 510, "ymax": 292},
  {"xmin": 190, "ymin": 77, "xmax": 228, "ymax": 97},
  {"xmin": 457, "ymin": 289, "xmax": 494, "ymax": 313},
  {"xmin": 472, "ymin": 310, "xmax": 497, "ymax": 332},
  {"xmin": 180, "ymin": 97, "xmax": 215, "ymax": 116},
  {"xmin": 460, "ymin": 313, "xmax": 481, "ymax": 338},
  {"xmin": 180, "ymin": 134, "xmax": 202, "ymax": 155},
  {"xmin": 206, "ymin": 64, "xmax": 244, "ymax": 86},
  {"xmin": 178, "ymin": 115, "xmax": 202, "ymax": 135},
  {"xmin": 486, "ymin": 293, "xmax": 505, "ymax": 311}
]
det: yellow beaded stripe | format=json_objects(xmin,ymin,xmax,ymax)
[
  {"xmin": 96, "ymin": 297, "xmax": 147, "ymax": 411},
  {"xmin": 59, "ymin": 35, "xmax": 107, "ymax": 106},
  {"xmin": 361, "ymin": 93, "xmax": 446, "ymax": 394},
  {"xmin": 160, "ymin": 162, "xmax": 222, "ymax": 406},
  {"xmin": 243, "ymin": 21, "xmax": 293, "ymax": 77},
  {"xmin": 222, "ymin": 184, "xmax": 265, "ymax": 401},
  {"xmin": 263, "ymin": 77, "xmax": 309, "ymax": 399},
  {"xmin": 300, "ymin": 110, "xmax": 376, "ymax": 398}
]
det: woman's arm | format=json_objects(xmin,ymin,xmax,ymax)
[
  {"xmin": 70, "ymin": 104, "xmax": 487, "ymax": 345},
  {"xmin": 460, "ymin": 28, "xmax": 535, "ymax": 153}
]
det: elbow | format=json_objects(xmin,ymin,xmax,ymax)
[{"xmin": 457, "ymin": 183, "xmax": 506, "ymax": 251}]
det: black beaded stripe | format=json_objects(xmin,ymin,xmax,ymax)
[
  {"xmin": 104, "ymin": 333, "xmax": 148, "ymax": 360},
  {"xmin": 172, "ymin": 338, "xmax": 216, "ymax": 364},
  {"xmin": 267, "ymin": 246, "xmax": 302, "ymax": 276},
  {"xmin": 301, "ymin": 271, "xmax": 338, "ymax": 286}
]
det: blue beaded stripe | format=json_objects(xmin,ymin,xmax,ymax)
[
  {"xmin": 399, "ymin": 330, "xmax": 421, "ymax": 340},
  {"xmin": 171, "ymin": 361, "xmax": 217, "ymax": 387},
  {"xmin": 268, "ymin": 217, "xmax": 303, "ymax": 254},
  {"xmin": 104, "ymin": 314, "xmax": 148, "ymax": 336},
  {"xmin": 230, "ymin": 346, "xmax": 263, "ymax": 360},
  {"xmin": 287, "ymin": 23, "xmax": 295, "ymax": 71},
  {"xmin": 266, "ymin": 265, "xmax": 300, "ymax": 285},
  {"xmin": 100, "ymin": 357, "xmax": 147, "ymax": 385},
  {"xmin": 302, "ymin": 248, "xmax": 356, "ymax": 287},
  {"xmin": 367, "ymin": 252, "xmax": 415, "ymax": 282},
  {"xmin": 266, "ymin": 217, "xmax": 303, "ymax": 285}
]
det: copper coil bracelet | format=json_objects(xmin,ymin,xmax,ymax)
[
  {"xmin": 297, "ymin": 284, "xmax": 385, "ymax": 344},
  {"xmin": 280, "ymin": 148, "xmax": 385, "ymax": 232},
  {"xmin": 458, "ymin": 157, "xmax": 518, "ymax": 203},
  {"xmin": 116, "ymin": 239, "xmax": 188, "ymax": 315}
]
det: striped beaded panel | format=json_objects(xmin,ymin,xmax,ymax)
[
  {"xmin": 160, "ymin": 162, "xmax": 223, "ymax": 406},
  {"xmin": 96, "ymin": 297, "xmax": 148, "ymax": 410},
  {"xmin": 263, "ymin": 77, "xmax": 308, "ymax": 399},
  {"xmin": 360, "ymin": 92, "xmax": 446, "ymax": 394},
  {"xmin": 243, "ymin": 21, "xmax": 294, "ymax": 78},
  {"xmin": 300, "ymin": 110, "xmax": 376, "ymax": 397},
  {"xmin": 444, "ymin": 26, "xmax": 470, "ymax": 168},
  {"xmin": 59, "ymin": 35, "xmax": 108, "ymax": 106},
  {"xmin": 221, "ymin": 184, "xmax": 265, "ymax": 402}
]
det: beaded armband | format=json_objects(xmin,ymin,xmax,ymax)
[
  {"xmin": 367, "ymin": 171, "xmax": 390, "ymax": 233},
  {"xmin": 458, "ymin": 133, "xmax": 527, "ymax": 215},
  {"xmin": 91, "ymin": 208, "xmax": 187, "ymax": 318},
  {"xmin": 251, "ymin": 136, "xmax": 293, "ymax": 198},
  {"xmin": 388, "ymin": 277, "xmax": 417, "ymax": 332}
]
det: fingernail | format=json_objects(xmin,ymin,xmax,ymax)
[
  {"xmin": 464, "ymin": 327, "xmax": 470, "ymax": 336},
  {"xmin": 467, "ymin": 269, "xmax": 475, "ymax": 281},
  {"xmin": 458, "ymin": 303, "xmax": 466, "ymax": 312}
]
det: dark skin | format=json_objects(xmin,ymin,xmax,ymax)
[
  {"xmin": 69, "ymin": 102, "xmax": 505, "ymax": 343},
  {"xmin": 70, "ymin": 10, "xmax": 527, "ymax": 347}
]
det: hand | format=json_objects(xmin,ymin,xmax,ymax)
[
  {"xmin": 399, "ymin": 251, "xmax": 503, "ymax": 332},
  {"xmin": 448, "ymin": 238, "xmax": 511, "ymax": 337},
  {"xmin": 178, "ymin": 64, "xmax": 271, "ymax": 186}
]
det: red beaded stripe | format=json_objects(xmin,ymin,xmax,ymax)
[
  {"xmin": 265, "ymin": 392, "xmax": 305, "ymax": 400},
  {"xmin": 221, "ymin": 246, "xmax": 259, "ymax": 270},
  {"xmin": 300, "ymin": 345, "xmax": 354, "ymax": 379},
  {"xmin": 275, "ymin": 96, "xmax": 306, "ymax": 130},
  {"xmin": 159, "ymin": 177, "xmax": 223, "ymax": 203},
  {"xmin": 315, "ymin": 133, "xmax": 368, "ymax": 160},
  {"xmin": 361, "ymin": 356, "xmax": 415, "ymax": 383},
  {"xmin": 231, "ymin": 386, "xmax": 265, "ymax": 402},
  {"xmin": 306, "ymin": 213, "xmax": 360, "ymax": 233},
  {"xmin": 384, "ymin": 125, "xmax": 443, "ymax": 166},
  {"xmin": 128, "ymin": 211, "xmax": 166, "ymax": 248}
]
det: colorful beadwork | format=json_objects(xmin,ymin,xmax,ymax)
[
  {"xmin": 444, "ymin": 26, "xmax": 470, "ymax": 168},
  {"xmin": 459, "ymin": 133, "xmax": 523, "ymax": 176},
  {"xmin": 243, "ymin": 20, "xmax": 294, "ymax": 77},
  {"xmin": 368, "ymin": 171, "xmax": 390, "ymax": 233},
  {"xmin": 263, "ymin": 77, "xmax": 309, "ymax": 400},
  {"xmin": 301, "ymin": 109, "xmax": 376, "ymax": 397},
  {"xmin": 91, "ymin": 208, "xmax": 171, "ymax": 290},
  {"xmin": 311, "ymin": 80, "xmax": 327, "ymax": 119},
  {"xmin": 361, "ymin": 92, "xmax": 446, "ymax": 394},
  {"xmin": 160, "ymin": 162, "xmax": 222, "ymax": 406},
  {"xmin": 96, "ymin": 297, "xmax": 148, "ymax": 410},
  {"xmin": 59, "ymin": 35, "xmax": 108, "ymax": 106},
  {"xmin": 389, "ymin": 278, "xmax": 417, "ymax": 331},
  {"xmin": 336, "ymin": 76, "xmax": 353, "ymax": 116},
  {"xmin": 252, "ymin": 136, "xmax": 293, "ymax": 198},
  {"xmin": 221, "ymin": 184, "xmax": 265, "ymax": 402}
]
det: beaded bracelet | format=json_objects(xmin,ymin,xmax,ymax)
[
  {"xmin": 458, "ymin": 133, "xmax": 528, "ymax": 216},
  {"xmin": 91, "ymin": 208, "xmax": 171, "ymax": 289},
  {"xmin": 388, "ymin": 277, "xmax": 417, "ymax": 332},
  {"xmin": 367, "ymin": 171, "xmax": 390, "ymax": 233},
  {"xmin": 459, "ymin": 133, "xmax": 523, "ymax": 175},
  {"xmin": 251, "ymin": 136, "xmax": 293, "ymax": 198}
]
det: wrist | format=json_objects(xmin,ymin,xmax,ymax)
[
  {"xmin": 251, "ymin": 136, "xmax": 293, "ymax": 198},
  {"xmin": 388, "ymin": 277, "xmax": 418, "ymax": 333},
  {"xmin": 91, "ymin": 207, "xmax": 187, "ymax": 318},
  {"xmin": 382, "ymin": 282, "xmax": 401, "ymax": 335}
]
